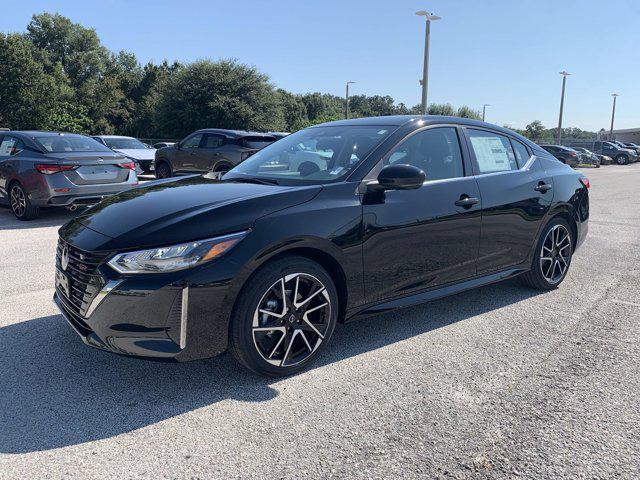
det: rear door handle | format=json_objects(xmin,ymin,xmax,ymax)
[
  {"xmin": 534, "ymin": 183, "xmax": 552, "ymax": 193},
  {"xmin": 454, "ymin": 196, "xmax": 480, "ymax": 208}
]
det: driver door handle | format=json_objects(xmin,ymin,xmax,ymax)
[
  {"xmin": 534, "ymin": 183, "xmax": 552, "ymax": 193},
  {"xmin": 454, "ymin": 196, "xmax": 480, "ymax": 208}
]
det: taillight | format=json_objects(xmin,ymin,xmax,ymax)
[
  {"xmin": 118, "ymin": 162, "xmax": 135, "ymax": 170},
  {"xmin": 569, "ymin": 152, "xmax": 577, "ymax": 157},
  {"xmin": 35, "ymin": 164, "xmax": 77, "ymax": 175},
  {"xmin": 579, "ymin": 177, "xmax": 590, "ymax": 189}
]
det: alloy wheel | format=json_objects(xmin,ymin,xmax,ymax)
[
  {"xmin": 10, "ymin": 186, "xmax": 26, "ymax": 218},
  {"xmin": 540, "ymin": 224, "xmax": 571, "ymax": 284},
  {"xmin": 252, "ymin": 273, "xmax": 331, "ymax": 367}
]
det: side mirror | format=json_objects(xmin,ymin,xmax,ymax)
[{"xmin": 373, "ymin": 164, "xmax": 426, "ymax": 191}]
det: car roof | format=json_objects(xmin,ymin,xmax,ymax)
[
  {"xmin": 93, "ymin": 135, "xmax": 137, "ymax": 139},
  {"xmin": 194, "ymin": 128, "xmax": 276, "ymax": 139},
  {"xmin": 9, "ymin": 131, "xmax": 87, "ymax": 137},
  {"xmin": 315, "ymin": 114, "xmax": 533, "ymax": 141}
]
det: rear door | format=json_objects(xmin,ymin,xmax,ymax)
[
  {"xmin": 463, "ymin": 128, "xmax": 553, "ymax": 274},
  {"xmin": 198, "ymin": 133, "xmax": 226, "ymax": 172}
]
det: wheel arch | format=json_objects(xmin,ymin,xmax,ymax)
[
  {"xmin": 546, "ymin": 205, "xmax": 579, "ymax": 250},
  {"xmin": 225, "ymin": 239, "xmax": 350, "ymax": 336}
]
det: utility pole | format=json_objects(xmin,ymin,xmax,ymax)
[
  {"xmin": 482, "ymin": 104, "xmax": 490, "ymax": 122},
  {"xmin": 416, "ymin": 11, "xmax": 441, "ymax": 115},
  {"xmin": 345, "ymin": 81, "xmax": 355, "ymax": 119},
  {"xmin": 557, "ymin": 71, "xmax": 571, "ymax": 144},
  {"xmin": 609, "ymin": 93, "xmax": 619, "ymax": 141}
]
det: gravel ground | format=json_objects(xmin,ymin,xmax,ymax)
[{"xmin": 1, "ymin": 165, "xmax": 639, "ymax": 479}]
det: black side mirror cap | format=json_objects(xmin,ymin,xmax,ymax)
[{"xmin": 370, "ymin": 164, "xmax": 426, "ymax": 191}]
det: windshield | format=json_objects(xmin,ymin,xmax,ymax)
[
  {"xmin": 103, "ymin": 137, "xmax": 148, "ymax": 149},
  {"xmin": 224, "ymin": 125, "xmax": 393, "ymax": 184},
  {"xmin": 36, "ymin": 135, "xmax": 113, "ymax": 153}
]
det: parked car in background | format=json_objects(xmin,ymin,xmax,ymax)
[
  {"xmin": 591, "ymin": 141, "xmax": 638, "ymax": 165},
  {"xmin": 93, "ymin": 135, "xmax": 156, "ymax": 173},
  {"xmin": 0, "ymin": 131, "xmax": 138, "ymax": 220},
  {"xmin": 622, "ymin": 142, "xmax": 640, "ymax": 155},
  {"xmin": 153, "ymin": 141, "xmax": 176, "ymax": 149},
  {"xmin": 539, "ymin": 145, "xmax": 580, "ymax": 167},
  {"xmin": 571, "ymin": 147, "xmax": 601, "ymax": 167},
  {"xmin": 154, "ymin": 129, "xmax": 277, "ymax": 178},
  {"xmin": 53, "ymin": 116, "xmax": 589, "ymax": 376}
]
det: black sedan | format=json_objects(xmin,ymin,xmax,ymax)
[{"xmin": 54, "ymin": 116, "xmax": 589, "ymax": 376}]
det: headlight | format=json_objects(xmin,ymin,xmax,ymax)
[{"xmin": 107, "ymin": 231, "xmax": 248, "ymax": 274}]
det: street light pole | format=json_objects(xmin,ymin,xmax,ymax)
[
  {"xmin": 482, "ymin": 104, "xmax": 490, "ymax": 122},
  {"xmin": 345, "ymin": 81, "xmax": 355, "ymax": 119},
  {"xmin": 609, "ymin": 93, "xmax": 619, "ymax": 141},
  {"xmin": 416, "ymin": 11, "xmax": 441, "ymax": 115},
  {"xmin": 557, "ymin": 71, "xmax": 571, "ymax": 144}
]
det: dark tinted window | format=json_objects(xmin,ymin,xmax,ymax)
[
  {"xmin": 385, "ymin": 127, "xmax": 464, "ymax": 181},
  {"xmin": 242, "ymin": 137, "xmax": 276, "ymax": 149},
  {"xmin": 203, "ymin": 134, "xmax": 224, "ymax": 148},
  {"xmin": 182, "ymin": 133, "xmax": 203, "ymax": 149},
  {"xmin": 511, "ymin": 139, "xmax": 530, "ymax": 167}
]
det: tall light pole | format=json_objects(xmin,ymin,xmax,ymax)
[
  {"xmin": 482, "ymin": 104, "xmax": 490, "ymax": 122},
  {"xmin": 345, "ymin": 81, "xmax": 355, "ymax": 119},
  {"xmin": 416, "ymin": 10, "xmax": 441, "ymax": 115},
  {"xmin": 557, "ymin": 71, "xmax": 571, "ymax": 144},
  {"xmin": 609, "ymin": 93, "xmax": 619, "ymax": 141}
]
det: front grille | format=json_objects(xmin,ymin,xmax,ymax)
[{"xmin": 56, "ymin": 238, "xmax": 111, "ymax": 317}]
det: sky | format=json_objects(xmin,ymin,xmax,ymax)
[{"xmin": 2, "ymin": 0, "xmax": 640, "ymax": 131}]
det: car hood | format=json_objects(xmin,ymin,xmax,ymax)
[
  {"xmin": 64, "ymin": 176, "xmax": 321, "ymax": 251},
  {"xmin": 113, "ymin": 148, "xmax": 157, "ymax": 160}
]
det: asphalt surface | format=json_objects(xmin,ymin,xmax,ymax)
[{"xmin": 1, "ymin": 165, "xmax": 639, "ymax": 479}]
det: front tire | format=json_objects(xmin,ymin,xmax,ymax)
[
  {"xmin": 10, "ymin": 183, "xmax": 40, "ymax": 220},
  {"xmin": 155, "ymin": 160, "xmax": 172, "ymax": 179},
  {"xmin": 616, "ymin": 154, "xmax": 628, "ymax": 165},
  {"xmin": 520, "ymin": 218, "xmax": 573, "ymax": 290},
  {"xmin": 229, "ymin": 256, "xmax": 339, "ymax": 376}
]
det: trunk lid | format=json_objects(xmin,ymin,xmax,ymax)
[{"xmin": 46, "ymin": 152, "xmax": 133, "ymax": 185}]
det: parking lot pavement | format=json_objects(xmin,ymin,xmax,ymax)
[{"xmin": 1, "ymin": 165, "xmax": 639, "ymax": 479}]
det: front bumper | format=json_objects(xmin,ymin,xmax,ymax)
[{"xmin": 53, "ymin": 237, "xmax": 239, "ymax": 361}]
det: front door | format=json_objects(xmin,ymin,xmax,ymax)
[
  {"xmin": 463, "ymin": 128, "xmax": 553, "ymax": 274},
  {"xmin": 362, "ymin": 126, "xmax": 482, "ymax": 304},
  {"xmin": 173, "ymin": 133, "xmax": 204, "ymax": 173}
]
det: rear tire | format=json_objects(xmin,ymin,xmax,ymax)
[
  {"xmin": 616, "ymin": 154, "xmax": 628, "ymax": 165},
  {"xmin": 155, "ymin": 160, "xmax": 172, "ymax": 179},
  {"xmin": 519, "ymin": 217, "xmax": 573, "ymax": 290},
  {"xmin": 9, "ymin": 182, "xmax": 40, "ymax": 220},
  {"xmin": 229, "ymin": 256, "xmax": 339, "ymax": 377}
]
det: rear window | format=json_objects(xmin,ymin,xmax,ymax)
[
  {"xmin": 36, "ymin": 135, "xmax": 112, "ymax": 153},
  {"xmin": 102, "ymin": 137, "xmax": 147, "ymax": 149},
  {"xmin": 242, "ymin": 137, "xmax": 276, "ymax": 149}
]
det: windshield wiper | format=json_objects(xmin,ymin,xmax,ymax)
[{"xmin": 223, "ymin": 177, "xmax": 280, "ymax": 186}]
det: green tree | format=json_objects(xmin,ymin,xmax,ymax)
[
  {"xmin": 276, "ymin": 89, "xmax": 309, "ymax": 131},
  {"xmin": 456, "ymin": 105, "xmax": 482, "ymax": 120},
  {"xmin": 0, "ymin": 33, "xmax": 68, "ymax": 129},
  {"xmin": 155, "ymin": 59, "xmax": 285, "ymax": 137}
]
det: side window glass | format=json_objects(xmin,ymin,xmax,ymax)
[
  {"xmin": 0, "ymin": 137, "xmax": 22, "ymax": 157},
  {"xmin": 385, "ymin": 127, "xmax": 464, "ymax": 181},
  {"xmin": 182, "ymin": 134, "xmax": 203, "ymax": 149},
  {"xmin": 511, "ymin": 139, "xmax": 530, "ymax": 168},
  {"xmin": 467, "ymin": 129, "xmax": 518, "ymax": 174},
  {"xmin": 203, "ymin": 134, "xmax": 224, "ymax": 149}
]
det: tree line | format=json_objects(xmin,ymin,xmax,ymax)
[{"xmin": 0, "ymin": 13, "xmax": 598, "ymax": 142}]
